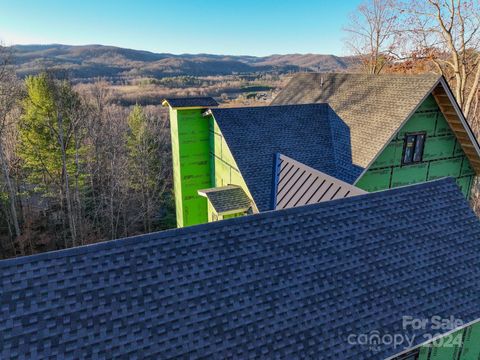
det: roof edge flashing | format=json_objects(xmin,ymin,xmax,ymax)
[{"xmin": 162, "ymin": 96, "xmax": 219, "ymax": 109}]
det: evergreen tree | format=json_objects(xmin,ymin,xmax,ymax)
[{"xmin": 20, "ymin": 72, "xmax": 87, "ymax": 247}]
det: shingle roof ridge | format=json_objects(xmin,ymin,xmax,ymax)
[
  {"xmin": 211, "ymin": 102, "xmax": 330, "ymax": 112},
  {"xmin": 0, "ymin": 178, "xmax": 455, "ymax": 268},
  {"xmin": 295, "ymin": 71, "xmax": 441, "ymax": 78},
  {"xmin": 164, "ymin": 96, "xmax": 215, "ymax": 99}
]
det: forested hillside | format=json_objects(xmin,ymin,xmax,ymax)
[{"xmin": 11, "ymin": 44, "xmax": 358, "ymax": 82}]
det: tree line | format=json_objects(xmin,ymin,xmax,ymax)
[
  {"xmin": 0, "ymin": 62, "xmax": 174, "ymax": 259},
  {"xmin": 344, "ymin": 0, "xmax": 480, "ymax": 122}
]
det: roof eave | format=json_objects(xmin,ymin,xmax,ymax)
[
  {"xmin": 435, "ymin": 77, "xmax": 480, "ymax": 172},
  {"xmin": 163, "ymin": 103, "xmax": 214, "ymax": 110}
]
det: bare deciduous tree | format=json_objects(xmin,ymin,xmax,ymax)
[
  {"xmin": 85, "ymin": 80, "xmax": 130, "ymax": 240},
  {"xmin": 344, "ymin": 0, "xmax": 401, "ymax": 74},
  {"xmin": 0, "ymin": 46, "xmax": 22, "ymax": 241},
  {"xmin": 401, "ymin": 0, "xmax": 480, "ymax": 124}
]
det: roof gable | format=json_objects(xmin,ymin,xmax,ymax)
[
  {"xmin": 272, "ymin": 73, "xmax": 442, "ymax": 168},
  {"xmin": 209, "ymin": 104, "xmax": 363, "ymax": 211},
  {"xmin": 2, "ymin": 179, "xmax": 480, "ymax": 359},
  {"xmin": 273, "ymin": 154, "xmax": 366, "ymax": 209}
]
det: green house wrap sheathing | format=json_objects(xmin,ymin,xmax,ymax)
[
  {"xmin": 408, "ymin": 321, "xmax": 480, "ymax": 360},
  {"xmin": 169, "ymin": 108, "xmax": 211, "ymax": 227},
  {"xmin": 169, "ymin": 107, "xmax": 254, "ymax": 227},
  {"xmin": 356, "ymin": 95, "xmax": 475, "ymax": 198},
  {"xmin": 209, "ymin": 118, "xmax": 254, "ymax": 205}
]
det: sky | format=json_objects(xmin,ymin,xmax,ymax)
[{"xmin": 0, "ymin": 0, "xmax": 362, "ymax": 56}]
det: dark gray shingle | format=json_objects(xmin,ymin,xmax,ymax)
[
  {"xmin": 272, "ymin": 73, "xmax": 441, "ymax": 168},
  {"xmin": 1, "ymin": 179, "xmax": 480, "ymax": 359},
  {"xmin": 210, "ymin": 104, "xmax": 364, "ymax": 211},
  {"xmin": 198, "ymin": 185, "xmax": 252, "ymax": 214}
]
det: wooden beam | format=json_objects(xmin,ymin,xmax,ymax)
[
  {"xmin": 450, "ymin": 124, "xmax": 467, "ymax": 132},
  {"xmin": 437, "ymin": 104, "xmax": 455, "ymax": 111},
  {"xmin": 467, "ymin": 154, "xmax": 480, "ymax": 162},
  {"xmin": 445, "ymin": 117, "xmax": 462, "ymax": 124},
  {"xmin": 456, "ymin": 135, "xmax": 471, "ymax": 143},
  {"xmin": 463, "ymin": 151, "xmax": 478, "ymax": 158},
  {"xmin": 469, "ymin": 160, "xmax": 480, "ymax": 167},
  {"xmin": 444, "ymin": 110, "xmax": 461, "ymax": 116},
  {"xmin": 433, "ymin": 86, "xmax": 480, "ymax": 174}
]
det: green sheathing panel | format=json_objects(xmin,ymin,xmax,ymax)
[
  {"xmin": 356, "ymin": 94, "xmax": 475, "ymax": 198},
  {"xmin": 207, "ymin": 200, "xmax": 246, "ymax": 222},
  {"xmin": 417, "ymin": 346, "xmax": 431, "ymax": 360},
  {"xmin": 209, "ymin": 117, "xmax": 256, "ymax": 212},
  {"xmin": 207, "ymin": 201, "xmax": 216, "ymax": 223},
  {"xmin": 169, "ymin": 108, "xmax": 210, "ymax": 227},
  {"xmin": 458, "ymin": 321, "xmax": 480, "ymax": 359},
  {"xmin": 223, "ymin": 212, "xmax": 246, "ymax": 219},
  {"xmin": 412, "ymin": 322, "xmax": 480, "ymax": 360},
  {"xmin": 426, "ymin": 329, "xmax": 463, "ymax": 360}
]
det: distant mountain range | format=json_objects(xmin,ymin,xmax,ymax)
[{"xmin": 10, "ymin": 44, "xmax": 358, "ymax": 82}]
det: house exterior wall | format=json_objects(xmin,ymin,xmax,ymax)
[
  {"xmin": 170, "ymin": 94, "xmax": 475, "ymax": 227},
  {"xmin": 169, "ymin": 109, "xmax": 254, "ymax": 227},
  {"xmin": 169, "ymin": 108, "xmax": 211, "ymax": 227},
  {"xmin": 356, "ymin": 95, "xmax": 475, "ymax": 198},
  {"xmin": 392, "ymin": 321, "xmax": 480, "ymax": 359},
  {"xmin": 209, "ymin": 117, "xmax": 254, "ymax": 204}
]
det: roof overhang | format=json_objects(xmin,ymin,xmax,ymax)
[
  {"xmin": 161, "ymin": 100, "xmax": 211, "ymax": 110},
  {"xmin": 161, "ymin": 97, "xmax": 219, "ymax": 109},
  {"xmin": 198, "ymin": 185, "xmax": 252, "ymax": 215},
  {"xmin": 202, "ymin": 109, "xmax": 213, "ymax": 117},
  {"xmin": 433, "ymin": 77, "xmax": 480, "ymax": 172}
]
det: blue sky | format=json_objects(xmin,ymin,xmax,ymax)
[{"xmin": 0, "ymin": 0, "xmax": 362, "ymax": 56}]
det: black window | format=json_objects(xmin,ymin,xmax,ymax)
[{"xmin": 402, "ymin": 132, "xmax": 426, "ymax": 165}]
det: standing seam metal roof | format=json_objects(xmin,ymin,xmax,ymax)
[{"xmin": 273, "ymin": 153, "xmax": 366, "ymax": 209}]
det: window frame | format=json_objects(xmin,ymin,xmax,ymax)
[{"xmin": 401, "ymin": 131, "xmax": 427, "ymax": 166}]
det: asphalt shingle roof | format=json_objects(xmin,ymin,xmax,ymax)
[
  {"xmin": 210, "ymin": 104, "xmax": 364, "ymax": 211},
  {"xmin": 198, "ymin": 185, "xmax": 252, "ymax": 214},
  {"xmin": 163, "ymin": 96, "xmax": 218, "ymax": 108},
  {"xmin": 271, "ymin": 73, "xmax": 441, "ymax": 168},
  {"xmin": 1, "ymin": 178, "xmax": 480, "ymax": 359}
]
